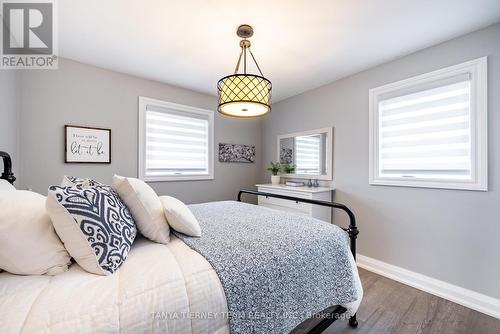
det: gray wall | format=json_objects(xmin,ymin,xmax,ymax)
[
  {"xmin": 0, "ymin": 71, "xmax": 18, "ymax": 177},
  {"xmin": 18, "ymin": 58, "xmax": 262, "ymax": 203},
  {"xmin": 261, "ymin": 24, "xmax": 500, "ymax": 299},
  {"xmin": 10, "ymin": 23, "xmax": 500, "ymax": 300}
]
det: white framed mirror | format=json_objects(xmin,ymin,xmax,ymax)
[{"xmin": 277, "ymin": 127, "xmax": 333, "ymax": 180}]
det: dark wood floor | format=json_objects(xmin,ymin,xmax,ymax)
[{"xmin": 316, "ymin": 268, "xmax": 499, "ymax": 334}]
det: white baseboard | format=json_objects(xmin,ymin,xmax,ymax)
[{"xmin": 356, "ymin": 254, "xmax": 500, "ymax": 320}]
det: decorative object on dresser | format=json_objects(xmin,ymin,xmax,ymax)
[
  {"xmin": 281, "ymin": 163, "xmax": 295, "ymax": 174},
  {"xmin": 256, "ymin": 183, "xmax": 335, "ymax": 223},
  {"xmin": 65, "ymin": 125, "xmax": 111, "ymax": 163},
  {"xmin": 218, "ymin": 143, "xmax": 255, "ymax": 163},
  {"xmin": 285, "ymin": 180, "xmax": 304, "ymax": 187},
  {"xmin": 267, "ymin": 161, "xmax": 281, "ymax": 185}
]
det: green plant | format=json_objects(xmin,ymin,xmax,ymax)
[
  {"xmin": 267, "ymin": 161, "xmax": 281, "ymax": 176},
  {"xmin": 281, "ymin": 163, "xmax": 295, "ymax": 174}
]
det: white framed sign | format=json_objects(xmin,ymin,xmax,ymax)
[{"xmin": 65, "ymin": 125, "xmax": 111, "ymax": 163}]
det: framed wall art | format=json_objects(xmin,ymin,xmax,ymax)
[
  {"xmin": 65, "ymin": 125, "xmax": 111, "ymax": 163},
  {"xmin": 218, "ymin": 143, "xmax": 255, "ymax": 163}
]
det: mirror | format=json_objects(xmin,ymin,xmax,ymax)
[{"xmin": 277, "ymin": 127, "xmax": 333, "ymax": 180}]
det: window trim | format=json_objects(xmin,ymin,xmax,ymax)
[
  {"xmin": 369, "ymin": 57, "xmax": 488, "ymax": 191},
  {"xmin": 138, "ymin": 96, "xmax": 214, "ymax": 182}
]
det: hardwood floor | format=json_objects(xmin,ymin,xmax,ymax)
[{"xmin": 316, "ymin": 268, "xmax": 500, "ymax": 334}]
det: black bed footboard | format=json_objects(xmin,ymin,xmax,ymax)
[
  {"xmin": 0, "ymin": 151, "xmax": 16, "ymax": 184},
  {"xmin": 237, "ymin": 189, "xmax": 359, "ymax": 259},
  {"xmin": 237, "ymin": 189, "xmax": 359, "ymax": 332}
]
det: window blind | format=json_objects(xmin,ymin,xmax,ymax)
[
  {"xmin": 378, "ymin": 79, "xmax": 472, "ymax": 180},
  {"xmin": 295, "ymin": 135, "xmax": 321, "ymax": 174},
  {"xmin": 144, "ymin": 109, "xmax": 209, "ymax": 177}
]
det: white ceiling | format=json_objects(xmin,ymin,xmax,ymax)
[{"xmin": 59, "ymin": 0, "xmax": 500, "ymax": 102}]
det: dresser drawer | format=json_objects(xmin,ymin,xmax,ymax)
[
  {"xmin": 259, "ymin": 202, "xmax": 311, "ymax": 217},
  {"xmin": 258, "ymin": 196, "xmax": 312, "ymax": 214},
  {"xmin": 256, "ymin": 184, "xmax": 333, "ymax": 223},
  {"xmin": 257, "ymin": 187, "xmax": 312, "ymax": 214}
]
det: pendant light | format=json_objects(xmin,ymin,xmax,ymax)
[{"xmin": 217, "ymin": 24, "xmax": 272, "ymax": 118}]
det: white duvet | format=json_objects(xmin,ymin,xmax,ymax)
[
  {"xmin": 0, "ymin": 236, "xmax": 362, "ymax": 334},
  {"xmin": 0, "ymin": 236, "xmax": 229, "ymax": 334}
]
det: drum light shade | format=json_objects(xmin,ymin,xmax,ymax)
[
  {"xmin": 217, "ymin": 25, "xmax": 272, "ymax": 118},
  {"xmin": 217, "ymin": 74, "xmax": 272, "ymax": 117}
]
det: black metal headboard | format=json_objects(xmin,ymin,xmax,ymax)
[{"xmin": 0, "ymin": 151, "xmax": 16, "ymax": 184}]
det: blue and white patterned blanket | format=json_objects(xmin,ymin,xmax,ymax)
[{"xmin": 175, "ymin": 201, "xmax": 358, "ymax": 334}]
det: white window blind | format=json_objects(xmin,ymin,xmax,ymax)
[
  {"xmin": 139, "ymin": 98, "xmax": 214, "ymax": 181},
  {"xmin": 295, "ymin": 135, "xmax": 321, "ymax": 174},
  {"xmin": 369, "ymin": 57, "xmax": 487, "ymax": 191},
  {"xmin": 379, "ymin": 79, "xmax": 471, "ymax": 180}
]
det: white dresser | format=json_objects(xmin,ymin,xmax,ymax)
[{"xmin": 256, "ymin": 184, "xmax": 334, "ymax": 223}]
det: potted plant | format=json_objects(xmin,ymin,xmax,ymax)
[
  {"xmin": 267, "ymin": 161, "xmax": 281, "ymax": 185},
  {"xmin": 281, "ymin": 163, "xmax": 295, "ymax": 174}
]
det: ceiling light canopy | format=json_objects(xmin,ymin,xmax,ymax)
[{"xmin": 217, "ymin": 24, "xmax": 272, "ymax": 118}]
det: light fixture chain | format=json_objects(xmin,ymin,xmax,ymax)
[
  {"xmin": 234, "ymin": 49, "xmax": 244, "ymax": 74},
  {"xmin": 248, "ymin": 49, "xmax": 264, "ymax": 76},
  {"xmin": 243, "ymin": 45, "xmax": 247, "ymax": 74}
]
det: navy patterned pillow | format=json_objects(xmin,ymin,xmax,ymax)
[{"xmin": 47, "ymin": 184, "xmax": 137, "ymax": 275}]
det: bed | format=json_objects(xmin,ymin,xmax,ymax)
[{"xmin": 0, "ymin": 151, "xmax": 362, "ymax": 333}]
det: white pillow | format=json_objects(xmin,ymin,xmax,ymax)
[
  {"xmin": 159, "ymin": 196, "xmax": 201, "ymax": 237},
  {"xmin": 61, "ymin": 175, "xmax": 105, "ymax": 188},
  {"xmin": 0, "ymin": 190, "xmax": 71, "ymax": 275},
  {"xmin": 112, "ymin": 175, "xmax": 170, "ymax": 244},
  {"xmin": 0, "ymin": 179, "xmax": 16, "ymax": 192}
]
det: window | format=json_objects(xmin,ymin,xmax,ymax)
[
  {"xmin": 369, "ymin": 57, "xmax": 487, "ymax": 191},
  {"xmin": 295, "ymin": 135, "xmax": 321, "ymax": 174},
  {"xmin": 139, "ymin": 97, "xmax": 214, "ymax": 181}
]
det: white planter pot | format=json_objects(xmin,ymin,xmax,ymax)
[{"xmin": 271, "ymin": 175, "xmax": 280, "ymax": 185}]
